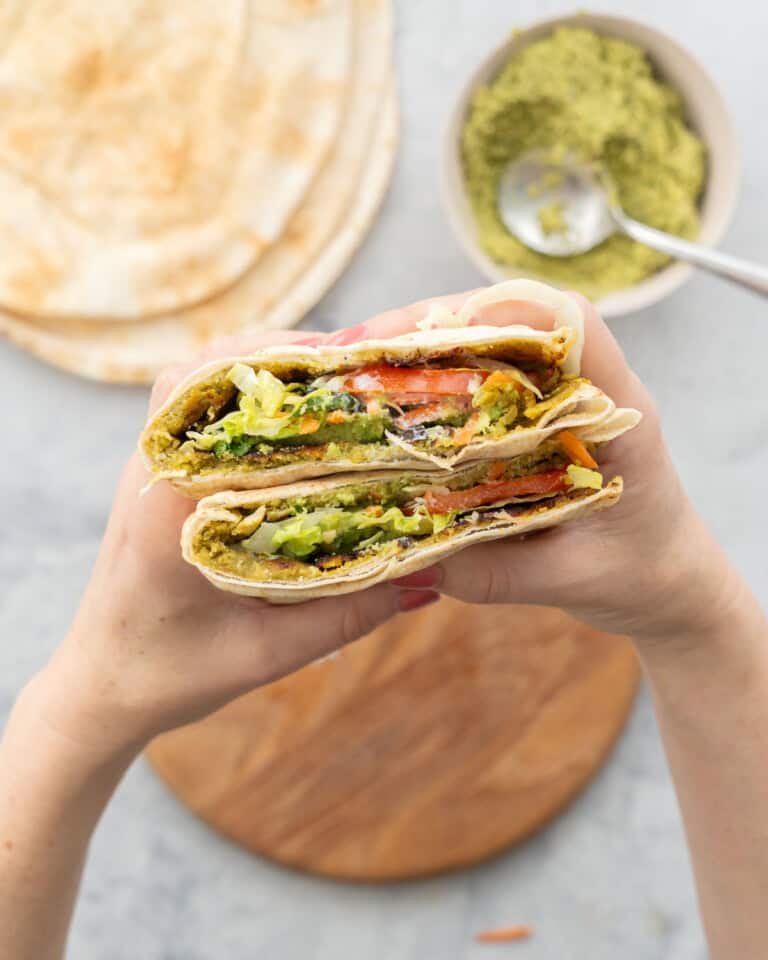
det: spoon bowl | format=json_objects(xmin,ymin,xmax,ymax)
[
  {"xmin": 497, "ymin": 152, "xmax": 615, "ymax": 257},
  {"xmin": 441, "ymin": 12, "xmax": 740, "ymax": 317},
  {"xmin": 497, "ymin": 151, "xmax": 768, "ymax": 297}
]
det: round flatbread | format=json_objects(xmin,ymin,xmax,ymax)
[
  {"xmin": 0, "ymin": 1, "xmax": 396, "ymax": 381},
  {"xmin": 0, "ymin": 0, "xmax": 351, "ymax": 319}
]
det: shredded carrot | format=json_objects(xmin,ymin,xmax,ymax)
[
  {"xmin": 454, "ymin": 412, "xmax": 482, "ymax": 446},
  {"xmin": 485, "ymin": 370, "xmax": 523, "ymax": 392},
  {"xmin": 299, "ymin": 417, "xmax": 321, "ymax": 434},
  {"xmin": 326, "ymin": 410, "xmax": 348, "ymax": 425},
  {"xmin": 558, "ymin": 429, "xmax": 598, "ymax": 469},
  {"xmin": 487, "ymin": 460, "xmax": 507, "ymax": 481},
  {"xmin": 475, "ymin": 925, "xmax": 533, "ymax": 943}
]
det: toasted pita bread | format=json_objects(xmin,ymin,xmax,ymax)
[
  {"xmin": 0, "ymin": 0, "xmax": 352, "ymax": 320},
  {"xmin": 0, "ymin": 1, "xmax": 396, "ymax": 381},
  {"xmin": 181, "ymin": 465, "xmax": 625, "ymax": 603}
]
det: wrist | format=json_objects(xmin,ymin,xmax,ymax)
[
  {"xmin": 634, "ymin": 546, "xmax": 766, "ymax": 680},
  {"xmin": 6, "ymin": 671, "xmax": 139, "ymax": 790},
  {"xmin": 22, "ymin": 647, "xmax": 149, "ymax": 768}
]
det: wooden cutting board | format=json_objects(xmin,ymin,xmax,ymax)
[{"xmin": 147, "ymin": 600, "xmax": 639, "ymax": 880}]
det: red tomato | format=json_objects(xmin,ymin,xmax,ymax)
[
  {"xmin": 424, "ymin": 469, "xmax": 569, "ymax": 514},
  {"xmin": 393, "ymin": 398, "xmax": 472, "ymax": 430},
  {"xmin": 525, "ymin": 366, "xmax": 556, "ymax": 390},
  {"xmin": 342, "ymin": 365, "xmax": 489, "ymax": 397}
]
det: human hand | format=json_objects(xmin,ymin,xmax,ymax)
[
  {"xmin": 38, "ymin": 292, "xmax": 557, "ymax": 754},
  {"xmin": 33, "ymin": 288, "xmax": 734, "ymax": 761},
  {"xmin": 389, "ymin": 295, "xmax": 747, "ymax": 650},
  {"xmin": 37, "ymin": 324, "xmax": 456, "ymax": 759}
]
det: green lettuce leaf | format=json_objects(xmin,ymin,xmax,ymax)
[{"xmin": 242, "ymin": 505, "xmax": 433, "ymax": 560}]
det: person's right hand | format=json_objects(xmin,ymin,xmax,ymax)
[{"xmin": 394, "ymin": 296, "xmax": 746, "ymax": 648}]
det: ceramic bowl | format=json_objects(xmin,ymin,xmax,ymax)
[{"xmin": 441, "ymin": 11, "xmax": 740, "ymax": 317}]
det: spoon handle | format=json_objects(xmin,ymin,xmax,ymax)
[{"xmin": 614, "ymin": 212, "xmax": 768, "ymax": 298}]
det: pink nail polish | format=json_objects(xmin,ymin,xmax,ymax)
[
  {"xmin": 391, "ymin": 567, "xmax": 441, "ymax": 590},
  {"xmin": 399, "ymin": 589, "xmax": 440, "ymax": 613}
]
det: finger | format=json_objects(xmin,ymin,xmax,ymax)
[
  {"xmin": 238, "ymin": 585, "xmax": 436, "ymax": 685},
  {"xmin": 201, "ymin": 329, "xmax": 325, "ymax": 359},
  {"xmin": 358, "ymin": 290, "xmax": 481, "ymax": 341},
  {"xmin": 567, "ymin": 292, "xmax": 652, "ymax": 413},
  {"xmin": 348, "ymin": 286, "xmax": 563, "ymax": 342},
  {"xmin": 147, "ymin": 361, "xmax": 201, "ymax": 416},
  {"xmin": 469, "ymin": 298, "xmax": 557, "ymax": 328}
]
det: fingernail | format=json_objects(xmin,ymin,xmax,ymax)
[
  {"xmin": 326, "ymin": 324, "xmax": 368, "ymax": 346},
  {"xmin": 398, "ymin": 589, "xmax": 440, "ymax": 613},
  {"xmin": 295, "ymin": 334, "xmax": 324, "ymax": 346},
  {"xmin": 391, "ymin": 566, "xmax": 442, "ymax": 590}
]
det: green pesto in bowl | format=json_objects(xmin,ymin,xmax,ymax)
[{"xmin": 461, "ymin": 26, "xmax": 706, "ymax": 298}]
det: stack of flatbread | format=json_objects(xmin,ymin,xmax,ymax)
[{"xmin": 0, "ymin": 0, "xmax": 396, "ymax": 383}]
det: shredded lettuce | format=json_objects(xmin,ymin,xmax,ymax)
[
  {"xmin": 255, "ymin": 370, "xmax": 287, "ymax": 416},
  {"xmin": 356, "ymin": 507, "xmax": 432, "ymax": 536},
  {"xmin": 227, "ymin": 362, "xmax": 259, "ymax": 397},
  {"xmin": 507, "ymin": 367, "xmax": 543, "ymax": 399},
  {"xmin": 242, "ymin": 505, "xmax": 433, "ymax": 560},
  {"xmin": 228, "ymin": 364, "xmax": 286, "ymax": 416},
  {"xmin": 432, "ymin": 512, "xmax": 456, "ymax": 535},
  {"xmin": 194, "ymin": 365, "xmax": 375, "ymax": 454},
  {"xmin": 566, "ymin": 464, "xmax": 603, "ymax": 490},
  {"xmin": 238, "ymin": 462, "xmax": 600, "ymax": 562}
]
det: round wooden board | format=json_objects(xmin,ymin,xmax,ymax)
[{"xmin": 147, "ymin": 600, "xmax": 639, "ymax": 881}]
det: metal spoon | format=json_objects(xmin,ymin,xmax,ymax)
[{"xmin": 497, "ymin": 151, "xmax": 768, "ymax": 297}]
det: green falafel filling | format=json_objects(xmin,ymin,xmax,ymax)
[
  {"xmin": 191, "ymin": 451, "xmax": 603, "ymax": 581},
  {"xmin": 169, "ymin": 359, "xmax": 580, "ymax": 474}
]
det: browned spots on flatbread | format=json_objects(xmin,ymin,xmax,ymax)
[
  {"xmin": 65, "ymin": 49, "xmax": 107, "ymax": 96},
  {"xmin": 154, "ymin": 134, "xmax": 191, "ymax": 193},
  {"xmin": 291, "ymin": 0, "xmax": 325, "ymax": 13},
  {"xmin": 6, "ymin": 125, "xmax": 45, "ymax": 160},
  {"xmin": 151, "ymin": 254, "xmax": 217, "ymax": 308},
  {"xmin": 187, "ymin": 301, "xmax": 242, "ymax": 347},
  {"xmin": 271, "ymin": 124, "xmax": 309, "ymax": 160},
  {"xmin": 307, "ymin": 80, "xmax": 346, "ymax": 103},
  {"xmin": 240, "ymin": 228, "xmax": 269, "ymax": 252},
  {"xmin": 6, "ymin": 249, "xmax": 62, "ymax": 309},
  {"xmin": 237, "ymin": 72, "xmax": 270, "ymax": 113},
  {"xmin": 281, "ymin": 208, "xmax": 313, "ymax": 249}
]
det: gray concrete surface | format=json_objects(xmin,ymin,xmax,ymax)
[{"xmin": 2, "ymin": 1, "xmax": 767, "ymax": 957}]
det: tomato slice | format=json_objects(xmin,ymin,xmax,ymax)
[
  {"xmin": 342, "ymin": 365, "xmax": 488, "ymax": 397},
  {"xmin": 525, "ymin": 365, "xmax": 556, "ymax": 391},
  {"xmin": 393, "ymin": 398, "xmax": 471, "ymax": 430},
  {"xmin": 424, "ymin": 469, "xmax": 569, "ymax": 514}
]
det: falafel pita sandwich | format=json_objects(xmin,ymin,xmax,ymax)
[
  {"xmin": 181, "ymin": 424, "xmax": 637, "ymax": 603},
  {"xmin": 141, "ymin": 280, "xmax": 638, "ymax": 497}
]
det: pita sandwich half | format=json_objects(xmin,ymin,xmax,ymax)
[
  {"xmin": 141, "ymin": 280, "xmax": 641, "ymax": 497},
  {"xmin": 181, "ymin": 433, "xmax": 633, "ymax": 603}
]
